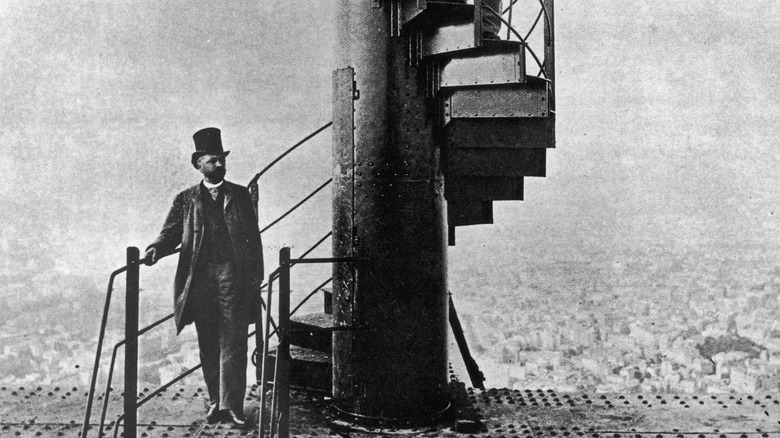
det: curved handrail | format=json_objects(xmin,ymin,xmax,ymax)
[
  {"xmin": 110, "ymin": 365, "xmax": 201, "ymax": 438},
  {"xmin": 93, "ymin": 228, "xmax": 332, "ymax": 436},
  {"xmin": 290, "ymin": 278, "xmax": 333, "ymax": 318},
  {"xmin": 259, "ymin": 251, "xmax": 359, "ymax": 438},
  {"xmin": 100, "ymin": 230, "xmax": 332, "ymax": 435},
  {"xmin": 267, "ymin": 231, "xmax": 333, "ymax": 284},
  {"xmin": 81, "ymin": 249, "xmax": 180, "ymax": 438},
  {"xmin": 523, "ymin": 9, "xmax": 543, "ymax": 42},
  {"xmin": 98, "ymin": 314, "xmax": 174, "ymax": 436},
  {"xmin": 266, "ymin": 277, "xmax": 333, "ymax": 340},
  {"xmin": 80, "ymin": 266, "xmax": 125, "ymax": 438},
  {"xmin": 248, "ymin": 122, "xmax": 332, "ymax": 186},
  {"xmin": 260, "ymin": 179, "xmax": 332, "ymax": 234},
  {"xmin": 86, "ymin": 121, "xmax": 333, "ymax": 437},
  {"xmin": 500, "ymin": 0, "xmax": 552, "ymax": 48},
  {"xmin": 481, "ymin": 3, "xmax": 547, "ymax": 79}
]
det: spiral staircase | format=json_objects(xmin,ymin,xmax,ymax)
[
  {"xmin": 402, "ymin": 0, "xmax": 555, "ymax": 244},
  {"xmin": 265, "ymin": 0, "xmax": 555, "ymax": 397}
]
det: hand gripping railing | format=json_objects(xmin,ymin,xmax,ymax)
[
  {"xmin": 81, "ymin": 122, "xmax": 332, "ymax": 438},
  {"xmin": 258, "ymin": 248, "xmax": 360, "ymax": 438},
  {"xmin": 89, "ymin": 231, "xmax": 333, "ymax": 438}
]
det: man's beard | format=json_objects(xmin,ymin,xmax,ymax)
[{"xmin": 206, "ymin": 168, "xmax": 226, "ymax": 182}]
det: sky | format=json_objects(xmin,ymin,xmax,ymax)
[{"xmin": 0, "ymin": 0, "xmax": 778, "ymax": 290}]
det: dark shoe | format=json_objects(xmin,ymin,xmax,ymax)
[
  {"xmin": 206, "ymin": 403, "xmax": 221, "ymax": 424},
  {"xmin": 226, "ymin": 410, "xmax": 254, "ymax": 429}
]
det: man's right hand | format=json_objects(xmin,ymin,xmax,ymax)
[{"xmin": 143, "ymin": 247, "xmax": 157, "ymax": 266}]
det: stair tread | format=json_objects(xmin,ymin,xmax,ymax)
[
  {"xmin": 445, "ymin": 148, "xmax": 546, "ymax": 177},
  {"xmin": 444, "ymin": 78, "xmax": 550, "ymax": 122},
  {"xmin": 445, "ymin": 176, "xmax": 523, "ymax": 202},
  {"xmin": 447, "ymin": 201, "xmax": 493, "ymax": 227},
  {"xmin": 269, "ymin": 345, "xmax": 331, "ymax": 363},
  {"xmin": 404, "ymin": 1, "xmax": 474, "ymax": 29},
  {"xmin": 440, "ymin": 41, "xmax": 526, "ymax": 88},
  {"xmin": 445, "ymin": 117, "xmax": 554, "ymax": 149},
  {"xmin": 441, "ymin": 39, "xmax": 524, "ymax": 58},
  {"xmin": 290, "ymin": 312, "xmax": 333, "ymax": 329}
]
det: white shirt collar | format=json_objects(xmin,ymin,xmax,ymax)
[{"xmin": 202, "ymin": 179, "xmax": 224, "ymax": 189}]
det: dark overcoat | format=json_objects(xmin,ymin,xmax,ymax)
[{"xmin": 149, "ymin": 180, "xmax": 264, "ymax": 333}]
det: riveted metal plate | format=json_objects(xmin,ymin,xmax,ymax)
[
  {"xmin": 445, "ymin": 117, "xmax": 554, "ymax": 149},
  {"xmin": 332, "ymin": 67, "xmax": 356, "ymax": 400},
  {"xmin": 447, "ymin": 200, "xmax": 493, "ymax": 226},
  {"xmin": 290, "ymin": 313, "xmax": 334, "ymax": 354},
  {"xmin": 440, "ymin": 41, "xmax": 526, "ymax": 87},
  {"xmin": 445, "ymin": 175, "xmax": 523, "ymax": 201},
  {"xmin": 4, "ymin": 388, "xmax": 780, "ymax": 436},
  {"xmin": 422, "ymin": 21, "xmax": 479, "ymax": 57},
  {"xmin": 355, "ymin": 38, "xmax": 439, "ymax": 182},
  {"xmin": 445, "ymin": 147, "xmax": 546, "ymax": 177},
  {"xmin": 444, "ymin": 80, "xmax": 549, "ymax": 122},
  {"xmin": 403, "ymin": 1, "xmax": 473, "ymax": 30}
]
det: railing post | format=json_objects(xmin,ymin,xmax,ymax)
[
  {"xmin": 250, "ymin": 179, "xmax": 264, "ymax": 385},
  {"xmin": 124, "ymin": 247, "xmax": 140, "ymax": 438},
  {"xmin": 277, "ymin": 247, "xmax": 291, "ymax": 438},
  {"xmin": 543, "ymin": 0, "xmax": 554, "ymax": 109}
]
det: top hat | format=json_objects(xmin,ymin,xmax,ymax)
[{"xmin": 192, "ymin": 127, "xmax": 230, "ymax": 167}]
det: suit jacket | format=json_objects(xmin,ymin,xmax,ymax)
[{"xmin": 149, "ymin": 180, "xmax": 264, "ymax": 333}]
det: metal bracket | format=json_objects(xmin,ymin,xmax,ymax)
[
  {"xmin": 390, "ymin": 0, "xmax": 402, "ymax": 37},
  {"xmin": 408, "ymin": 31, "xmax": 423, "ymax": 68}
]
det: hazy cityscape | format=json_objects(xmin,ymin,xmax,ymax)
[
  {"xmin": 456, "ymin": 240, "xmax": 780, "ymax": 394},
  {"xmin": 3, "ymin": 235, "xmax": 779, "ymax": 396}
]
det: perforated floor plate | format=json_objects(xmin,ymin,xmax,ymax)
[{"xmin": 2, "ymin": 385, "xmax": 779, "ymax": 437}]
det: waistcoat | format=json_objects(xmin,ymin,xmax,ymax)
[{"xmin": 200, "ymin": 185, "xmax": 234, "ymax": 263}]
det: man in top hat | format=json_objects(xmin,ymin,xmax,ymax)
[{"xmin": 144, "ymin": 127, "xmax": 264, "ymax": 427}]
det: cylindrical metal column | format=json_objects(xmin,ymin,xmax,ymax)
[
  {"xmin": 124, "ymin": 247, "xmax": 140, "ymax": 438},
  {"xmin": 332, "ymin": 0, "xmax": 449, "ymax": 425}
]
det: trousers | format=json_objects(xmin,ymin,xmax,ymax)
[{"xmin": 192, "ymin": 261, "xmax": 248, "ymax": 413}]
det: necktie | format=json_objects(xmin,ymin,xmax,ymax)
[{"xmin": 208, "ymin": 187, "xmax": 219, "ymax": 201}]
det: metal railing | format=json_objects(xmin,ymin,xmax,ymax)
[
  {"xmin": 485, "ymin": 0, "xmax": 555, "ymax": 107},
  {"xmin": 257, "ymin": 247, "xmax": 359, "ymax": 438},
  {"xmin": 81, "ymin": 122, "xmax": 332, "ymax": 438}
]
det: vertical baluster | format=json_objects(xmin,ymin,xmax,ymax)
[
  {"xmin": 124, "ymin": 247, "xmax": 140, "ymax": 438},
  {"xmin": 277, "ymin": 247, "xmax": 291, "ymax": 438}
]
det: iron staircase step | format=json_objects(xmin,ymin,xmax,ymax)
[
  {"xmin": 447, "ymin": 201, "xmax": 493, "ymax": 227},
  {"xmin": 445, "ymin": 116, "xmax": 554, "ymax": 150},
  {"xmin": 402, "ymin": 1, "xmax": 475, "ymax": 31},
  {"xmin": 445, "ymin": 147, "xmax": 546, "ymax": 177},
  {"xmin": 404, "ymin": 2, "xmax": 483, "ymax": 58},
  {"xmin": 439, "ymin": 40, "xmax": 527, "ymax": 88},
  {"xmin": 266, "ymin": 345, "xmax": 332, "ymax": 393},
  {"xmin": 445, "ymin": 176, "xmax": 523, "ymax": 202},
  {"xmin": 290, "ymin": 313, "xmax": 334, "ymax": 354},
  {"xmin": 443, "ymin": 76, "xmax": 550, "ymax": 124}
]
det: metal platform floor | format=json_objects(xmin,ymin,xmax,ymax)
[{"xmin": 1, "ymin": 384, "xmax": 779, "ymax": 437}]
